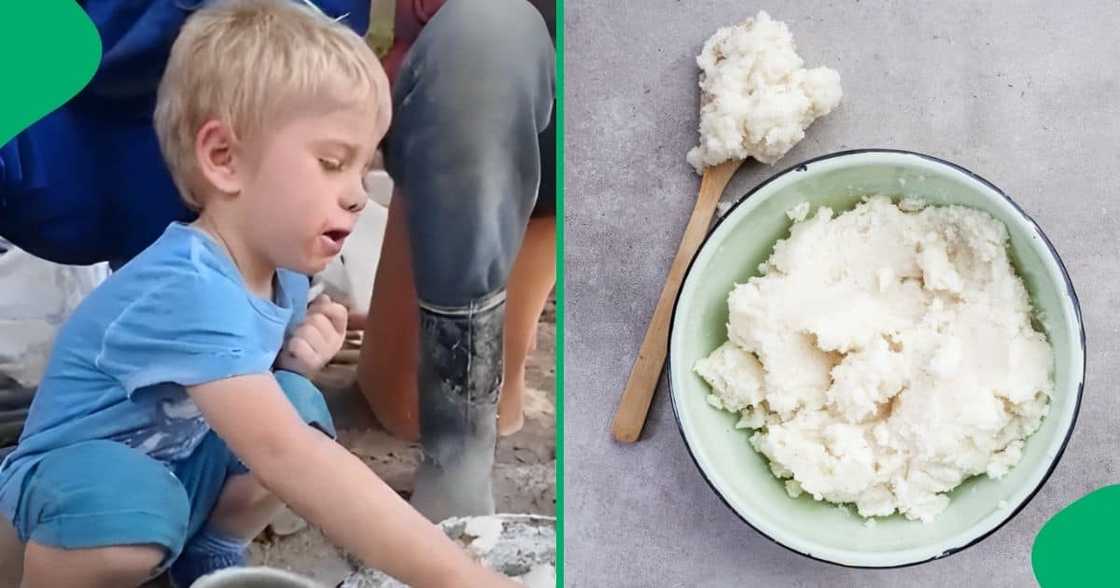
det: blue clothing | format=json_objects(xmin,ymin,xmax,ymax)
[
  {"xmin": 4, "ymin": 371, "xmax": 334, "ymax": 570},
  {"xmin": 0, "ymin": 0, "xmax": 370, "ymax": 267},
  {"xmin": 169, "ymin": 523, "xmax": 250, "ymax": 587},
  {"xmin": 0, "ymin": 222, "xmax": 312, "ymax": 526}
]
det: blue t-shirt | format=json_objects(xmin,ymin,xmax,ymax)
[{"xmin": 0, "ymin": 222, "xmax": 308, "ymax": 520}]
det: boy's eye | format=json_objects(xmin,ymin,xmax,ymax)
[{"xmin": 318, "ymin": 158, "xmax": 343, "ymax": 171}]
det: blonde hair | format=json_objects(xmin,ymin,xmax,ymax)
[{"xmin": 154, "ymin": 0, "xmax": 389, "ymax": 210}]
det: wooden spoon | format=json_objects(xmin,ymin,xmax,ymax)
[{"xmin": 610, "ymin": 158, "xmax": 744, "ymax": 443}]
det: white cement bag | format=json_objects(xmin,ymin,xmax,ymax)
[{"xmin": 0, "ymin": 240, "xmax": 109, "ymax": 389}]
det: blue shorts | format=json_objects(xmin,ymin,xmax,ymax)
[{"xmin": 3, "ymin": 371, "xmax": 334, "ymax": 567}]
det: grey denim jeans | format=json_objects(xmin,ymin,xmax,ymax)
[
  {"xmin": 383, "ymin": 0, "xmax": 555, "ymax": 520},
  {"xmin": 384, "ymin": 0, "xmax": 556, "ymax": 309}
]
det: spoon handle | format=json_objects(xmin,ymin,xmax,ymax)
[{"xmin": 611, "ymin": 159, "xmax": 743, "ymax": 443}]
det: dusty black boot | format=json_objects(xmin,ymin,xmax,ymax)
[{"xmin": 409, "ymin": 290, "xmax": 504, "ymax": 522}]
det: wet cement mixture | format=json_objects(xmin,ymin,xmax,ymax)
[{"xmin": 340, "ymin": 515, "xmax": 556, "ymax": 588}]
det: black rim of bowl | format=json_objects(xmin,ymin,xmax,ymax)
[{"xmin": 666, "ymin": 148, "xmax": 1087, "ymax": 569}]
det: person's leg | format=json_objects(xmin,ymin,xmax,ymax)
[
  {"xmin": 498, "ymin": 47, "xmax": 557, "ymax": 436},
  {"xmin": 358, "ymin": 204, "xmax": 556, "ymax": 440},
  {"xmin": 168, "ymin": 370, "xmax": 337, "ymax": 587},
  {"xmin": 358, "ymin": 194, "xmax": 421, "ymax": 442},
  {"xmin": 498, "ymin": 216, "xmax": 556, "ymax": 436},
  {"xmin": 9, "ymin": 441, "xmax": 191, "ymax": 587},
  {"xmin": 381, "ymin": 0, "xmax": 555, "ymax": 522}
]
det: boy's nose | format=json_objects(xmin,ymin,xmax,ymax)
[
  {"xmin": 342, "ymin": 183, "xmax": 367, "ymax": 214},
  {"xmin": 344, "ymin": 198, "xmax": 366, "ymax": 213}
]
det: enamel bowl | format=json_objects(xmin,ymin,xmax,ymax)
[{"xmin": 668, "ymin": 149, "xmax": 1085, "ymax": 567}]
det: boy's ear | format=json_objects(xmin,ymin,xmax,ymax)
[{"xmin": 194, "ymin": 119, "xmax": 244, "ymax": 195}]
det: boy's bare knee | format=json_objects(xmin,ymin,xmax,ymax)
[
  {"xmin": 96, "ymin": 545, "xmax": 165, "ymax": 576},
  {"xmin": 22, "ymin": 542, "xmax": 165, "ymax": 587},
  {"xmin": 0, "ymin": 517, "xmax": 22, "ymax": 587}
]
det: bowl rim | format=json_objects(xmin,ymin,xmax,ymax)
[{"xmin": 667, "ymin": 148, "xmax": 1087, "ymax": 569}]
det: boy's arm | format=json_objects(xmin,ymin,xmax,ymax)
[{"xmin": 187, "ymin": 373, "xmax": 514, "ymax": 588}]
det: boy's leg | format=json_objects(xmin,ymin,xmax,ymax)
[
  {"xmin": 379, "ymin": 0, "xmax": 555, "ymax": 523},
  {"xmin": 21, "ymin": 542, "xmax": 165, "ymax": 588},
  {"xmin": 166, "ymin": 431, "xmax": 271, "ymax": 588},
  {"xmin": 169, "ymin": 370, "xmax": 336, "ymax": 588},
  {"xmin": 204, "ymin": 475, "xmax": 282, "ymax": 541},
  {"xmin": 9, "ymin": 441, "xmax": 191, "ymax": 587},
  {"xmin": 0, "ymin": 514, "xmax": 23, "ymax": 586}
]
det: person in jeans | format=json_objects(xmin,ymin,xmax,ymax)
[{"xmin": 358, "ymin": 0, "xmax": 557, "ymax": 522}]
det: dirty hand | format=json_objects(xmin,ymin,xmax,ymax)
[{"xmin": 276, "ymin": 294, "xmax": 348, "ymax": 377}]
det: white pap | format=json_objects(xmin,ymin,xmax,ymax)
[
  {"xmin": 686, "ymin": 11, "xmax": 842, "ymax": 173},
  {"xmin": 695, "ymin": 196, "xmax": 1052, "ymax": 522}
]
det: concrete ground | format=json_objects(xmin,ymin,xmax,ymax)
[{"xmin": 565, "ymin": 1, "xmax": 1119, "ymax": 586}]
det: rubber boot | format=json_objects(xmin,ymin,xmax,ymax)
[{"xmin": 409, "ymin": 290, "xmax": 504, "ymax": 522}]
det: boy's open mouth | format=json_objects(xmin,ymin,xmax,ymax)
[
  {"xmin": 320, "ymin": 229, "xmax": 350, "ymax": 253},
  {"xmin": 324, "ymin": 229, "xmax": 349, "ymax": 243}
]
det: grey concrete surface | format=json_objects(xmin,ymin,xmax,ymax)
[{"xmin": 564, "ymin": 1, "xmax": 1119, "ymax": 586}]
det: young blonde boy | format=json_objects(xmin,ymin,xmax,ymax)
[{"xmin": 0, "ymin": 1, "xmax": 514, "ymax": 586}]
